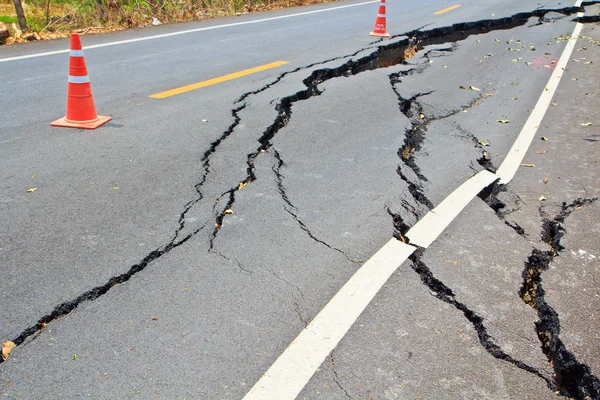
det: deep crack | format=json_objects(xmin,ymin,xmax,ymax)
[
  {"xmin": 409, "ymin": 249, "xmax": 555, "ymax": 389},
  {"xmin": 519, "ymin": 197, "xmax": 600, "ymax": 398}
]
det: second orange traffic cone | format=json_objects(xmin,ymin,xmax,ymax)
[
  {"xmin": 370, "ymin": 0, "xmax": 390, "ymax": 38},
  {"xmin": 51, "ymin": 33, "xmax": 111, "ymax": 130}
]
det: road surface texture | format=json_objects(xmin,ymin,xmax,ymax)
[{"xmin": 1, "ymin": 0, "xmax": 599, "ymax": 398}]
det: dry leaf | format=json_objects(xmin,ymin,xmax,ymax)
[
  {"xmin": 470, "ymin": 85, "xmax": 481, "ymax": 91},
  {"xmin": 536, "ymin": 150, "xmax": 548, "ymax": 154},
  {"xmin": 112, "ymin": 186, "xmax": 119, "ymax": 190},
  {"xmin": 541, "ymin": 136, "xmax": 549, "ymax": 141},
  {"xmin": 512, "ymin": 97, "xmax": 519, "ymax": 100},
  {"xmin": 224, "ymin": 209, "xmax": 233, "ymax": 215},
  {"xmin": 526, "ymin": 61, "xmax": 533, "ymax": 66},
  {"xmin": 1, "ymin": 341, "xmax": 16, "ymax": 360},
  {"xmin": 459, "ymin": 85, "xmax": 467, "ymax": 89},
  {"xmin": 238, "ymin": 182, "xmax": 247, "ymax": 190},
  {"xmin": 581, "ymin": 122, "xmax": 592, "ymax": 126},
  {"xmin": 27, "ymin": 187, "xmax": 37, "ymax": 193},
  {"xmin": 152, "ymin": 316, "xmax": 158, "ymax": 321},
  {"xmin": 478, "ymin": 140, "xmax": 491, "ymax": 146},
  {"xmin": 201, "ymin": 119, "xmax": 208, "ymax": 123},
  {"xmin": 511, "ymin": 82, "xmax": 518, "ymax": 85},
  {"xmin": 215, "ymin": 223, "xmax": 221, "ymax": 230},
  {"xmin": 543, "ymin": 178, "xmax": 549, "ymax": 184},
  {"xmin": 485, "ymin": 93, "xmax": 494, "ymax": 97},
  {"xmin": 497, "ymin": 120, "xmax": 510, "ymax": 124},
  {"xmin": 539, "ymin": 195, "xmax": 547, "ymax": 201},
  {"xmin": 31, "ymin": 174, "xmax": 37, "ymax": 178},
  {"xmin": 521, "ymin": 163, "xmax": 536, "ymax": 167}
]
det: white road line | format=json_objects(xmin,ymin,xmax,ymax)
[
  {"xmin": 496, "ymin": 10, "xmax": 584, "ymax": 184},
  {"xmin": 406, "ymin": 170, "xmax": 498, "ymax": 248},
  {"xmin": 243, "ymin": 4, "xmax": 585, "ymax": 398},
  {"xmin": 243, "ymin": 239, "xmax": 416, "ymax": 400},
  {"xmin": 0, "ymin": 0, "xmax": 378, "ymax": 64}
]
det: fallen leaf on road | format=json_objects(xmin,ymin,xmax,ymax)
[
  {"xmin": 521, "ymin": 163, "xmax": 536, "ymax": 167},
  {"xmin": 238, "ymin": 182, "xmax": 247, "ymax": 190},
  {"xmin": 224, "ymin": 209, "xmax": 233, "ymax": 215},
  {"xmin": 215, "ymin": 223, "xmax": 221, "ymax": 230},
  {"xmin": 543, "ymin": 178, "xmax": 549, "ymax": 184},
  {"xmin": 1, "ymin": 341, "xmax": 16, "ymax": 360},
  {"xmin": 536, "ymin": 150, "xmax": 548, "ymax": 154},
  {"xmin": 478, "ymin": 140, "xmax": 490, "ymax": 146},
  {"xmin": 27, "ymin": 187, "xmax": 37, "ymax": 193},
  {"xmin": 584, "ymin": 61, "xmax": 593, "ymax": 65},
  {"xmin": 497, "ymin": 120, "xmax": 510, "ymax": 124},
  {"xmin": 541, "ymin": 136, "xmax": 549, "ymax": 141},
  {"xmin": 539, "ymin": 195, "xmax": 547, "ymax": 201},
  {"xmin": 202, "ymin": 119, "xmax": 208, "ymax": 123},
  {"xmin": 72, "ymin": 354, "xmax": 77, "ymax": 360},
  {"xmin": 551, "ymin": 102, "xmax": 558, "ymax": 106},
  {"xmin": 152, "ymin": 317, "xmax": 158, "ymax": 321},
  {"xmin": 469, "ymin": 85, "xmax": 480, "ymax": 91},
  {"xmin": 31, "ymin": 174, "xmax": 37, "ymax": 178},
  {"xmin": 511, "ymin": 82, "xmax": 518, "ymax": 85},
  {"xmin": 459, "ymin": 85, "xmax": 467, "ymax": 89},
  {"xmin": 581, "ymin": 122, "xmax": 593, "ymax": 126},
  {"xmin": 485, "ymin": 93, "xmax": 494, "ymax": 97},
  {"xmin": 112, "ymin": 186, "xmax": 119, "ymax": 190},
  {"xmin": 526, "ymin": 61, "xmax": 533, "ymax": 65},
  {"xmin": 512, "ymin": 97, "xmax": 519, "ymax": 100}
]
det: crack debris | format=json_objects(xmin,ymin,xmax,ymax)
[
  {"xmin": 519, "ymin": 198, "xmax": 600, "ymax": 399},
  {"xmin": 409, "ymin": 249, "xmax": 554, "ymax": 388},
  {"xmin": 6, "ymin": 2, "xmax": 598, "ymax": 364},
  {"xmin": 207, "ymin": 3, "xmax": 594, "ymax": 247}
]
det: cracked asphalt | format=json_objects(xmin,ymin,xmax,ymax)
[{"xmin": 1, "ymin": 0, "xmax": 599, "ymax": 398}]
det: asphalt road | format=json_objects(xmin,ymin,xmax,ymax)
[{"xmin": 1, "ymin": 0, "xmax": 598, "ymax": 398}]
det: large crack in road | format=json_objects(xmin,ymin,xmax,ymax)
[
  {"xmin": 519, "ymin": 198, "xmax": 600, "ymax": 399},
  {"xmin": 3, "ymin": 6, "xmax": 600, "ymax": 385}
]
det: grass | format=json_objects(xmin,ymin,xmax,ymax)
[
  {"xmin": 0, "ymin": 0, "xmax": 334, "ymax": 38},
  {"xmin": 0, "ymin": 15, "xmax": 17, "ymax": 23}
]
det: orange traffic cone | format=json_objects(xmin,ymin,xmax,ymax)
[
  {"xmin": 51, "ymin": 33, "xmax": 111, "ymax": 129},
  {"xmin": 370, "ymin": 0, "xmax": 390, "ymax": 38}
]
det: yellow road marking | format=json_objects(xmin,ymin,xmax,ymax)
[
  {"xmin": 434, "ymin": 4, "xmax": 461, "ymax": 15},
  {"xmin": 150, "ymin": 60, "xmax": 289, "ymax": 99}
]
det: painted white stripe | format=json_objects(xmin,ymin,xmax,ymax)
[
  {"xmin": 377, "ymin": 13, "xmax": 386, "ymax": 17},
  {"xmin": 243, "ymin": 239, "xmax": 415, "ymax": 400},
  {"xmin": 0, "ymin": 0, "xmax": 378, "ymax": 64},
  {"xmin": 406, "ymin": 170, "xmax": 498, "ymax": 248},
  {"xmin": 70, "ymin": 50, "xmax": 84, "ymax": 57},
  {"xmin": 496, "ymin": 14, "xmax": 583, "ymax": 184},
  {"xmin": 68, "ymin": 75, "xmax": 90, "ymax": 83}
]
